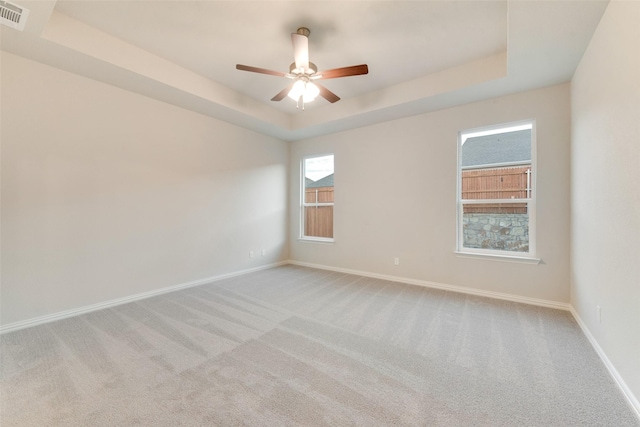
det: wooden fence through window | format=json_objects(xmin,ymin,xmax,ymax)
[
  {"xmin": 305, "ymin": 187, "xmax": 334, "ymax": 238},
  {"xmin": 462, "ymin": 166, "xmax": 531, "ymax": 213}
]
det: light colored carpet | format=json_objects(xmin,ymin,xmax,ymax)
[{"xmin": 1, "ymin": 265, "xmax": 638, "ymax": 426}]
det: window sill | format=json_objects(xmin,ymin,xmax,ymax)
[
  {"xmin": 298, "ymin": 237, "xmax": 335, "ymax": 244},
  {"xmin": 454, "ymin": 251, "xmax": 541, "ymax": 264}
]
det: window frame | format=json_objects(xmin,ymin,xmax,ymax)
[
  {"xmin": 300, "ymin": 153, "xmax": 335, "ymax": 243},
  {"xmin": 456, "ymin": 120, "xmax": 538, "ymax": 261}
]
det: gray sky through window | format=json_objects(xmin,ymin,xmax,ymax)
[{"xmin": 305, "ymin": 155, "xmax": 334, "ymax": 181}]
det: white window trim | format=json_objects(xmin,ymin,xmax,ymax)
[
  {"xmin": 300, "ymin": 154, "xmax": 335, "ymax": 243},
  {"xmin": 456, "ymin": 119, "xmax": 538, "ymax": 261},
  {"xmin": 297, "ymin": 236, "xmax": 335, "ymax": 244},
  {"xmin": 454, "ymin": 251, "xmax": 541, "ymax": 264}
]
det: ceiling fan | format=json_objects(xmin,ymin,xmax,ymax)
[{"xmin": 236, "ymin": 27, "xmax": 369, "ymax": 109}]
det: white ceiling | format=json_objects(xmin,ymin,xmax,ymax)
[{"xmin": 1, "ymin": 1, "xmax": 608, "ymax": 141}]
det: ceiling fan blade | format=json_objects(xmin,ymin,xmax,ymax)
[
  {"xmin": 316, "ymin": 64, "xmax": 369, "ymax": 80},
  {"xmin": 315, "ymin": 83, "xmax": 340, "ymax": 103},
  {"xmin": 271, "ymin": 83, "xmax": 295, "ymax": 102},
  {"xmin": 236, "ymin": 64, "xmax": 286, "ymax": 77},
  {"xmin": 291, "ymin": 33, "xmax": 309, "ymax": 72}
]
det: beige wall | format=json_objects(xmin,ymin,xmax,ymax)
[
  {"xmin": 1, "ymin": 52, "xmax": 289, "ymax": 326},
  {"xmin": 571, "ymin": 0, "xmax": 640, "ymax": 407},
  {"xmin": 290, "ymin": 84, "xmax": 571, "ymax": 303}
]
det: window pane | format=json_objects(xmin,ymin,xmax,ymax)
[
  {"xmin": 304, "ymin": 206, "xmax": 333, "ymax": 238},
  {"xmin": 461, "ymin": 127, "xmax": 532, "ymax": 200},
  {"xmin": 303, "ymin": 154, "xmax": 334, "ymax": 239},
  {"xmin": 462, "ymin": 202, "xmax": 529, "ymax": 252},
  {"xmin": 304, "ymin": 187, "xmax": 334, "ymax": 203},
  {"xmin": 305, "ymin": 155, "xmax": 334, "ymax": 182},
  {"xmin": 461, "ymin": 166, "xmax": 532, "ymax": 200}
]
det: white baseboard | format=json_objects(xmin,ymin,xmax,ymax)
[
  {"xmin": 1, "ymin": 260, "xmax": 566, "ymax": 334},
  {"xmin": 0, "ymin": 261, "xmax": 288, "ymax": 335},
  {"xmin": 569, "ymin": 307, "xmax": 640, "ymax": 420},
  {"xmin": 287, "ymin": 260, "xmax": 571, "ymax": 311}
]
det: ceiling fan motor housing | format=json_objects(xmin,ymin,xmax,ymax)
[{"xmin": 290, "ymin": 62, "xmax": 317, "ymax": 75}]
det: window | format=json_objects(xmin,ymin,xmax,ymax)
[
  {"xmin": 302, "ymin": 154, "xmax": 334, "ymax": 241},
  {"xmin": 457, "ymin": 121, "xmax": 536, "ymax": 258}
]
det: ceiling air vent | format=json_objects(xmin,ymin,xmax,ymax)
[{"xmin": 0, "ymin": 0, "xmax": 29, "ymax": 31}]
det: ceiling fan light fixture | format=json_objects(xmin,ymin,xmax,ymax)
[
  {"xmin": 303, "ymin": 82, "xmax": 320, "ymax": 102},
  {"xmin": 287, "ymin": 80, "xmax": 304, "ymax": 101},
  {"xmin": 287, "ymin": 79, "xmax": 319, "ymax": 103}
]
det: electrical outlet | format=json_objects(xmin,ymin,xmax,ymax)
[
  {"xmin": 261, "ymin": 249, "xmax": 266, "ymax": 256},
  {"xmin": 597, "ymin": 305, "xmax": 601, "ymax": 323},
  {"xmin": 249, "ymin": 251, "xmax": 254, "ymax": 258},
  {"xmin": 394, "ymin": 257, "xmax": 400, "ymax": 266}
]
